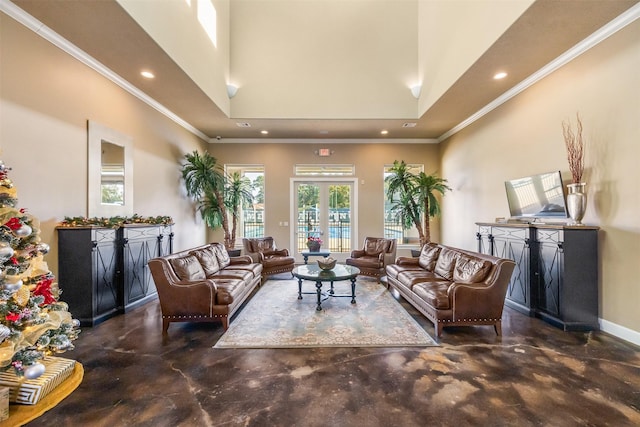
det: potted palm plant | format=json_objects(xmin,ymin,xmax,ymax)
[
  {"xmin": 385, "ymin": 160, "xmax": 451, "ymax": 248},
  {"xmin": 181, "ymin": 151, "xmax": 253, "ymax": 253}
]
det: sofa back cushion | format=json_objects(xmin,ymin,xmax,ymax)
[
  {"xmin": 433, "ymin": 248, "xmax": 458, "ymax": 281},
  {"xmin": 418, "ymin": 243, "xmax": 442, "ymax": 271},
  {"xmin": 191, "ymin": 246, "xmax": 220, "ymax": 277},
  {"xmin": 211, "ymin": 243, "xmax": 231, "ymax": 268},
  {"xmin": 364, "ymin": 238, "xmax": 391, "ymax": 256},
  {"xmin": 169, "ymin": 255, "xmax": 206, "ymax": 281},
  {"xmin": 245, "ymin": 237, "xmax": 275, "ymax": 253},
  {"xmin": 453, "ymin": 254, "xmax": 492, "ymax": 283}
]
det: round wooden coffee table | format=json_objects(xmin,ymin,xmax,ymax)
[{"xmin": 292, "ymin": 264, "xmax": 360, "ymax": 311}]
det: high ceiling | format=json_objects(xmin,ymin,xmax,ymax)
[{"xmin": 10, "ymin": 0, "xmax": 639, "ymax": 142}]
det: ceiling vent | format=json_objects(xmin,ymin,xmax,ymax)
[
  {"xmin": 402, "ymin": 123, "xmax": 417, "ymax": 128},
  {"xmin": 236, "ymin": 122, "xmax": 251, "ymax": 128}
]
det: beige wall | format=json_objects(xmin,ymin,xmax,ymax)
[
  {"xmin": 207, "ymin": 142, "xmax": 439, "ymax": 256},
  {"xmin": 230, "ymin": 0, "xmax": 418, "ymax": 119},
  {"xmin": 440, "ymin": 20, "xmax": 640, "ymax": 336},
  {"xmin": 0, "ymin": 15, "xmax": 209, "ymax": 276}
]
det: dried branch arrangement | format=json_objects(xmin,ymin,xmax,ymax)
[{"xmin": 562, "ymin": 113, "xmax": 585, "ymax": 184}]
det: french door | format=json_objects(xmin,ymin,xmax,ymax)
[{"xmin": 291, "ymin": 178, "xmax": 357, "ymax": 263}]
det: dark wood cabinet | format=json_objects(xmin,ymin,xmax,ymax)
[
  {"xmin": 57, "ymin": 225, "xmax": 173, "ymax": 326},
  {"xmin": 477, "ymin": 222, "xmax": 599, "ymax": 331},
  {"xmin": 121, "ymin": 225, "xmax": 173, "ymax": 311}
]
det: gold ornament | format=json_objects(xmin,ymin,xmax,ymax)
[{"xmin": 13, "ymin": 285, "xmax": 31, "ymax": 306}]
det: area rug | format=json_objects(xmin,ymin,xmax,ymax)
[{"xmin": 213, "ymin": 279, "xmax": 438, "ymax": 348}]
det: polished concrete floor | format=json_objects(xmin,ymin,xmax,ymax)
[{"xmin": 28, "ymin": 276, "xmax": 640, "ymax": 427}]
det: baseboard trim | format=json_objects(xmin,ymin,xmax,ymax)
[{"xmin": 599, "ymin": 318, "xmax": 640, "ymax": 347}]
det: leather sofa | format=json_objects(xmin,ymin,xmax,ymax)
[
  {"xmin": 148, "ymin": 242, "xmax": 263, "ymax": 333},
  {"xmin": 385, "ymin": 243, "xmax": 515, "ymax": 337}
]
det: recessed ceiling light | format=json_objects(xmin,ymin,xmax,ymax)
[
  {"xmin": 140, "ymin": 70, "xmax": 155, "ymax": 79},
  {"xmin": 494, "ymin": 72, "xmax": 508, "ymax": 80},
  {"xmin": 381, "ymin": 130, "xmax": 389, "ymax": 135},
  {"xmin": 261, "ymin": 130, "xmax": 269, "ymax": 135}
]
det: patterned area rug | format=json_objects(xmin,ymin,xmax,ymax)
[{"xmin": 214, "ymin": 278, "xmax": 438, "ymax": 348}]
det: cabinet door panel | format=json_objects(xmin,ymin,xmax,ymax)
[
  {"xmin": 122, "ymin": 227, "xmax": 159, "ymax": 307},
  {"xmin": 492, "ymin": 227, "xmax": 530, "ymax": 310},
  {"xmin": 93, "ymin": 239, "xmax": 119, "ymax": 316},
  {"xmin": 535, "ymin": 229, "xmax": 563, "ymax": 318}
]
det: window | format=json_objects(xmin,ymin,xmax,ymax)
[
  {"xmin": 295, "ymin": 164, "xmax": 355, "ymax": 176},
  {"xmin": 383, "ymin": 163, "xmax": 423, "ymax": 244},
  {"xmin": 197, "ymin": 0, "xmax": 217, "ymax": 48},
  {"xmin": 225, "ymin": 165, "xmax": 264, "ymax": 238}
]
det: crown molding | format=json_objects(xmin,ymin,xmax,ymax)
[{"xmin": 212, "ymin": 138, "xmax": 439, "ymax": 144}]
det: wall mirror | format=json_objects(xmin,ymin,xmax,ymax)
[{"xmin": 88, "ymin": 120, "xmax": 133, "ymax": 217}]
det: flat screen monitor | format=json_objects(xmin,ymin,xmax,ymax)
[{"xmin": 505, "ymin": 171, "xmax": 568, "ymax": 218}]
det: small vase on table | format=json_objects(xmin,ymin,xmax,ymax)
[{"xmin": 566, "ymin": 182, "xmax": 587, "ymax": 225}]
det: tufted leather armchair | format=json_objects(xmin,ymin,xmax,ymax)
[
  {"xmin": 242, "ymin": 237, "xmax": 295, "ymax": 280},
  {"xmin": 346, "ymin": 237, "xmax": 397, "ymax": 281}
]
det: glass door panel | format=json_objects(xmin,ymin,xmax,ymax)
[{"xmin": 294, "ymin": 181, "xmax": 354, "ymax": 262}]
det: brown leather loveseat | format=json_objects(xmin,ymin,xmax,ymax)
[
  {"xmin": 148, "ymin": 242, "xmax": 262, "ymax": 333},
  {"xmin": 386, "ymin": 243, "xmax": 515, "ymax": 337}
]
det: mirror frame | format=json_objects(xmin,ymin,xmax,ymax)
[{"xmin": 87, "ymin": 120, "xmax": 134, "ymax": 217}]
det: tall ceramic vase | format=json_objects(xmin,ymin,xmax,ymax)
[{"xmin": 566, "ymin": 183, "xmax": 587, "ymax": 225}]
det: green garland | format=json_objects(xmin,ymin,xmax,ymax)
[{"xmin": 59, "ymin": 214, "xmax": 173, "ymax": 228}]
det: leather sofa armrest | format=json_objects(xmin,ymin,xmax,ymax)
[
  {"xmin": 229, "ymin": 255, "xmax": 253, "ymax": 265},
  {"xmin": 395, "ymin": 256, "xmax": 419, "ymax": 266},
  {"xmin": 448, "ymin": 282, "xmax": 504, "ymax": 320},
  {"xmin": 263, "ymin": 249, "xmax": 289, "ymax": 257},
  {"xmin": 350, "ymin": 249, "xmax": 366, "ymax": 258},
  {"xmin": 245, "ymin": 252, "xmax": 260, "ymax": 263},
  {"xmin": 214, "ymin": 285, "xmax": 235, "ymax": 305}
]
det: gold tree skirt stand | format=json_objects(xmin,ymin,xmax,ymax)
[{"xmin": 0, "ymin": 363, "xmax": 83, "ymax": 427}]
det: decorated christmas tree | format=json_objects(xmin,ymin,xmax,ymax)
[{"xmin": 0, "ymin": 159, "xmax": 80, "ymax": 379}]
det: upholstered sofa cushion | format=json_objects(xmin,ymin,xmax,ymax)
[
  {"xmin": 419, "ymin": 243, "xmax": 442, "ymax": 271},
  {"xmin": 433, "ymin": 248, "xmax": 458, "ymax": 281},
  {"xmin": 454, "ymin": 254, "xmax": 492, "ymax": 283},
  {"xmin": 412, "ymin": 282, "xmax": 451, "ymax": 310},
  {"xmin": 397, "ymin": 270, "xmax": 442, "ymax": 288},
  {"xmin": 211, "ymin": 243, "xmax": 231, "ymax": 268},
  {"xmin": 169, "ymin": 255, "xmax": 206, "ymax": 281},
  {"xmin": 191, "ymin": 246, "xmax": 220, "ymax": 277}
]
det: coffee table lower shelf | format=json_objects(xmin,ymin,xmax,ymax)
[{"xmin": 292, "ymin": 264, "xmax": 360, "ymax": 311}]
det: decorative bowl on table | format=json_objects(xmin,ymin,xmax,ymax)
[{"xmin": 317, "ymin": 257, "xmax": 337, "ymax": 271}]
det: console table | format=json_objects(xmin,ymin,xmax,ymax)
[
  {"xmin": 476, "ymin": 222, "xmax": 599, "ymax": 331},
  {"xmin": 300, "ymin": 250, "xmax": 331, "ymax": 264},
  {"xmin": 57, "ymin": 224, "xmax": 173, "ymax": 326}
]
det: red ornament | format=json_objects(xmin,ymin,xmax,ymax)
[
  {"xmin": 4, "ymin": 217, "xmax": 22, "ymax": 230},
  {"xmin": 33, "ymin": 278, "xmax": 56, "ymax": 305},
  {"xmin": 6, "ymin": 312, "xmax": 20, "ymax": 322}
]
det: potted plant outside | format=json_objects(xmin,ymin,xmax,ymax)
[
  {"xmin": 181, "ymin": 151, "xmax": 253, "ymax": 253},
  {"xmin": 385, "ymin": 160, "xmax": 451, "ymax": 248}
]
